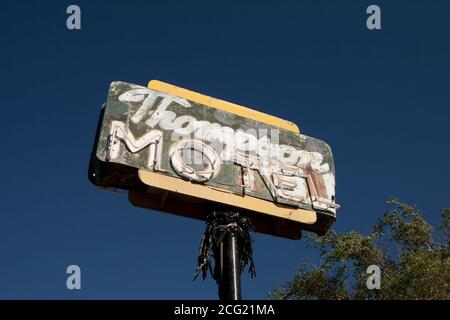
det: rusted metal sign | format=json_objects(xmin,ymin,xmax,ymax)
[{"xmin": 89, "ymin": 81, "xmax": 339, "ymax": 239}]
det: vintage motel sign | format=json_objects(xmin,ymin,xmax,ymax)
[{"xmin": 89, "ymin": 81, "xmax": 339, "ymax": 239}]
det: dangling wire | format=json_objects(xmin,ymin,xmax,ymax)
[{"xmin": 194, "ymin": 210, "xmax": 256, "ymax": 282}]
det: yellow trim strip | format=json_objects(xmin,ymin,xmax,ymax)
[
  {"xmin": 148, "ymin": 80, "xmax": 300, "ymax": 133},
  {"xmin": 138, "ymin": 170, "xmax": 316, "ymax": 225}
]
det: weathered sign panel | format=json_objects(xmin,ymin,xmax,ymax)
[{"xmin": 89, "ymin": 81, "xmax": 339, "ymax": 239}]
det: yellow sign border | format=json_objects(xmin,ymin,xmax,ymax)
[
  {"xmin": 148, "ymin": 80, "xmax": 300, "ymax": 133},
  {"xmin": 138, "ymin": 170, "xmax": 316, "ymax": 225}
]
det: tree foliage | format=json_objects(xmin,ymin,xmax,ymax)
[{"xmin": 270, "ymin": 198, "xmax": 450, "ymax": 300}]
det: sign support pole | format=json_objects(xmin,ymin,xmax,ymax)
[
  {"xmin": 216, "ymin": 230, "xmax": 242, "ymax": 300},
  {"xmin": 194, "ymin": 209, "xmax": 256, "ymax": 300}
]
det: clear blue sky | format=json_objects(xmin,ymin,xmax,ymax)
[{"xmin": 1, "ymin": 0, "xmax": 449, "ymax": 299}]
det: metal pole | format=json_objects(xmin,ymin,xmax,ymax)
[
  {"xmin": 194, "ymin": 210, "xmax": 254, "ymax": 300},
  {"xmin": 217, "ymin": 231, "xmax": 242, "ymax": 300}
]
